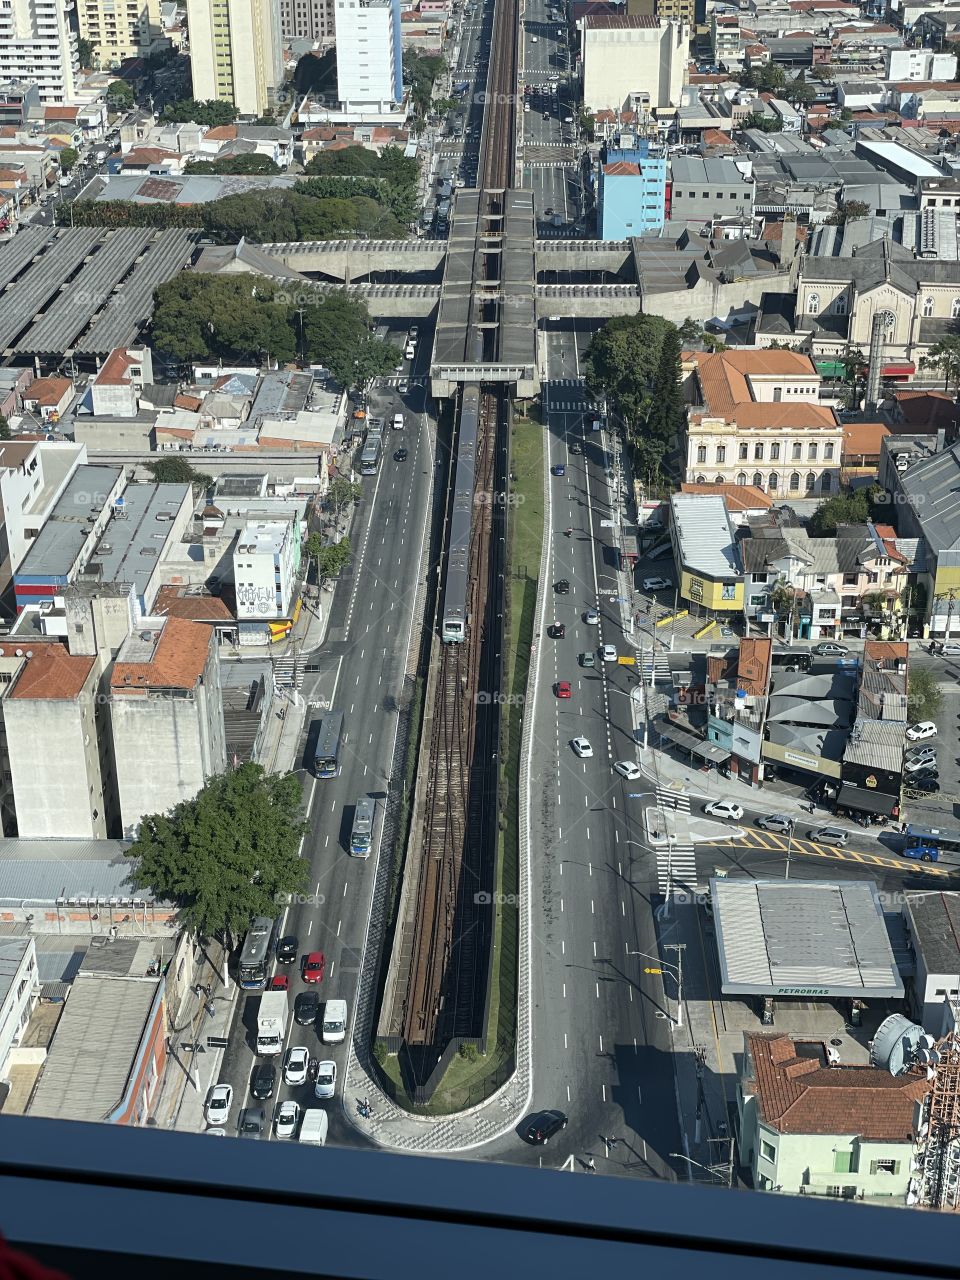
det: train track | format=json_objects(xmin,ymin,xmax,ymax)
[{"xmin": 404, "ymin": 393, "xmax": 498, "ymax": 1047}]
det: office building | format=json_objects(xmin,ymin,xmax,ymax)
[
  {"xmin": 186, "ymin": 0, "xmax": 283, "ymax": 117},
  {"xmin": 77, "ymin": 0, "xmax": 165, "ymax": 69},
  {"xmin": 279, "ymin": 0, "xmax": 334, "ymax": 41},
  {"xmin": 335, "ymin": 0, "xmax": 403, "ymax": 111},
  {"xmin": 669, "ymin": 156, "xmax": 754, "ymax": 226},
  {"xmin": 582, "ymin": 15, "xmax": 687, "ymax": 113},
  {"xmin": 0, "ymin": 0, "xmax": 78, "ymax": 103},
  {"xmin": 233, "ymin": 518, "xmax": 301, "ymax": 620}
]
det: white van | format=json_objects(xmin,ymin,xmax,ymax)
[
  {"xmin": 404, "ymin": 342, "xmax": 416, "ymax": 360},
  {"xmin": 322, "ymin": 998, "xmax": 348, "ymax": 1044},
  {"xmin": 298, "ymin": 1108, "xmax": 329, "ymax": 1146}
]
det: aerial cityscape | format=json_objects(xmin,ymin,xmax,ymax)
[{"xmin": 8, "ymin": 0, "xmax": 960, "ymax": 1251}]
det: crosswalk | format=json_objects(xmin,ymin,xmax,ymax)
[
  {"xmin": 273, "ymin": 654, "xmax": 303, "ymax": 690},
  {"xmin": 640, "ymin": 651, "xmax": 672, "ymax": 684},
  {"xmin": 378, "ymin": 375, "xmax": 426, "ymax": 388},
  {"xmin": 651, "ymin": 789, "xmax": 697, "ymax": 895}
]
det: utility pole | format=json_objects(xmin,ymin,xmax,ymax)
[
  {"xmin": 663, "ymin": 942, "xmax": 686, "ymax": 1028},
  {"xmin": 784, "ymin": 816, "xmax": 796, "ymax": 881}
]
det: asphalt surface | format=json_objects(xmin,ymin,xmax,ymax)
[{"xmin": 208, "ymin": 353, "xmax": 435, "ymax": 1146}]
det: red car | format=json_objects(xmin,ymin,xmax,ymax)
[
  {"xmin": 267, "ymin": 974, "xmax": 289, "ymax": 992},
  {"xmin": 301, "ymin": 951, "xmax": 326, "ymax": 984},
  {"xmin": 555, "ymin": 681, "xmax": 572, "ymax": 699}
]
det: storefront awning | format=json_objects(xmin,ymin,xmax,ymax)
[
  {"xmin": 656, "ymin": 717, "xmax": 731, "ymax": 765},
  {"xmin": 836, "ymin": 783, "xmax": 898, "ymax": 818}
]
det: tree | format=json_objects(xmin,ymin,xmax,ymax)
[
  {"xmin": 741, "ymin": 111, "xmax": 781, "ymax": 134},
  {"xmin": 305, "ymin": 535, "xmax": 351, "ymax": 582},
  {"xmin": 184, "ymin": 154, "xmax": 281, "ymax": 175},
  {"xmin": 921, "ymin": 335, "xmax": 960, "ymax": 393},
  {"xmin": 908, "ymin": 668, "xmax": 943, "ymax": 723},
  {"xmin": 584, "ymin": 313, "xmax": 675, "ymax": 428},
  {"xmin": 403, "ymin": 49, "xmax": 445, "ymax": 117},
  {"xmin": 107, "ymin": 79, "xmax": 134, "ymax": 107},
  {"xmin": 162, "ymin": 97, "xmax": 239, "ymax": 127},
  {"xmin": 826, "ymin": 199, "xmax": 870, "ymax": 226},
  {"xmin": 328, "ymin": 477, "xmax": 362, "ymax": 514},
  {"xmin": 789, "ymin": 73, "xmax": 817, "ymax": 107},
  {"xmin": 702, "ymin": 333, "xmax": 729, "ymax": 353},
  {"xmin": 59, "ymin": 147, "xmax": 78, "ymax": 174},
  {"xmin": 151, "ymin": 274, "xmax": 297, "ymax": 365},
  {"xmin": 146, "ymin": 458, "xmax": 212, "ymax": 488},
  {"xmin": 678, "ymin": 317, "xmax": 701, "ymax": 344},
  {"xmin": 632, "ymin": 436, "xmax": 667, "ymax": 486},
  {"xmin": 647, "ymin": 323, "xmax": 684, "ymax": 444},
  {"xmin": 811, "ymin": 64, "xmax": 834, "ymax": 81},
  {"xmin": 77, "ymin": 37, "xmax": 96, "ymax": 69},
  {"xmin": 807, "ymin": 487, "xmax": 871, "ymax": 537},
  {"xmin": 736, "ymin": 62, "xmax": 786, "ymax": 93},
  {"xmin": 129, "ymin": 764, "xmax": 308, "ymax": 941},
  {"xmin": 0, "ymin": 414, "xmax": 10, "ymax": 441}
]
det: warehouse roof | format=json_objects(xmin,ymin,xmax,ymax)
[{"xmin": 670, "ymin": 493, "xmax": 741, "ymax": 579}]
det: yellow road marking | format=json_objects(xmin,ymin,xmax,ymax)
[{"xmin": 702, "ymin": 831, "xmax": 956, "ymax": 877}]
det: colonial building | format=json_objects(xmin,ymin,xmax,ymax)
[{"xmin": 682, "ymin": 349, "xmax": 844, "ymax": 497}]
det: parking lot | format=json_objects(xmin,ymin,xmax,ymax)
[{"xmin": 903, "ymin": 657, "xmax": 960, "ymax": 829}]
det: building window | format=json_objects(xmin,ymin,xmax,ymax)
[
  {"xmin": 716, "ymin": 445, "xmax": 726, "ymax": 463},
  {"xmin": 737, "ymin": 471, "xmax": 747, "ymax": 485},
  {"xmin": 808, "ymin": 442, "xmax": 818, "ymax": 460},
  {"xmin": 770, "ymin": 442, "xmax": 781, "ymax": 461},
  {"xmin": 769, "ymin": 472, "xmax": 779, "ymax": 489},
  {"xmin": 824, "ymin": 442, "xmax": 835, "ymax": 460},
  {"xmin": 923, "ymin": 296, "xmax": 934, "ymax": 317},
  {"xmin": 790, "ymin": 471, "xmax": 800, "ymax": 490},
  {"xmin": 753, "ymin": 472, "xmax": 763, "ymax": 488},
  {"xmin": 870, "ymin": 1159, "xmax": 900, "ymax": 1175},
  {"xmin": 714, "ymin": 474, "xmax": 724, "ymax": 484},
  {"xmin": 835, "ymin": 294, "xmax": 847, "ymax": 316},
  {"xmin": 834, "ymin": 1151, "xmax": 853, "ymax": 1173},
  {"xmin": 760, "ymin": 1140, "xmax": 776, "ymax": 1162},
  {"xmin": 953, "ymin": 297, "xmax": 960, "ymax": 320},
  {"xmin": 697, "ymin": 445, "xmax": 707, "ymax": 463},
  {"xmin": 807, "ymin": 293, "xmax": 820, "ymax": 316},
  {"xmin": 739, "ymin": 443, "xmax": 749, "ymax": 460},
  {"xmin": 696, "ymin": 474, "xmax": 706, "ymax": 484},
  {"xmin": 754, "ymin": 443, "xmax": 764, "ymax": 460},
  {"xmin": 806, "ymin": 471, "xmax": 816, "ymax": 492},
  {"xmin": 792, "ymin": 442, "xmax": 802, "ymax": 460}
]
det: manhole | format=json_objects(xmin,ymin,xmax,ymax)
[{"xmin": 830, "ymin": 1037, "xmax": 843, "ymax": 1047}]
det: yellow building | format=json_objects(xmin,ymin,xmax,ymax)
[
  {"xmin": 670, "ymin": 492, "xmax": 744, "ymax": 614},
  {"xmin": 78, "ymin": 0, "xmax": 164, "ymax": 69}
]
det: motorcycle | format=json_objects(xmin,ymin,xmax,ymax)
[{"xmin": 307, "ymin": 1058, "xmax": 320, "ymax": 1083}]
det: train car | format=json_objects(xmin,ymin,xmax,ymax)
[{"xmin": 441, "ymin": 384, "xmax": 480, "ymax": 642}]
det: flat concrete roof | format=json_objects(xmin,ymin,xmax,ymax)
[
  {"xmin": 16, "ymin": 465, "xmax": 124, "ymax": 581},
  {"xmin": 711, "ymin": 878, "xmax": 904, "ymax": 998},
  {"xmin": 88, "ymin": 483, "xmax": 190, "ymax": 600}
]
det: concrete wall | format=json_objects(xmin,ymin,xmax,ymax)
[
  {"xmin": 583, "ymin": 21, "xmax": 687, "ymax": 112},
  {"xmin": 750, "ymin": 1114, "xmax": 916, "ymax": 1202},
  {"xmin": 72, "ymin": 419, "xmax": 156, "ymax": 451}
]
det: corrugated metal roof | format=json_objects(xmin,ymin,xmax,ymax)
[
  {"xmin": 670, "ymin": 494, "xmax": 741, "ymax": 579},
  {"xmin": 29, "ymin": 975, "xmax": 159, "ymax": 1122}
]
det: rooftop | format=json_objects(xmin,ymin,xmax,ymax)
[
  {"xmin": 671, "ymin": 155, "xmax": 753, "ymax": 185},
  {"xmin": 679, "ymin": 482, "xmax": 773, "ymax": 510},
  {"xmin": 745, "ymin": 1033, "xmax": 929, "ymax": 1140},
  {"xmin": 904, "ymin": 892, "xmax": 960, "ymax": 977},
  {"xmin": 86, "ymin": 483, "xmax": 191, "ymax": 601},
  {"xmin": 584, "ymin": 13, "xmax": 661, "ymax": 27},
  {"xmin": 670, "ymin": 493, "xmax": 741, "ymax": 580},
  {"xmin": 0, "ymin": 837, "xmax": 158, "ymax": 906},
  {"xmin": 897, "ymin": 441, "xmax": 960, "ymax": 553},
  {"xmin": 7, "ymin": 646, "xmax": 95, "ymax": 701},
  {"xmin": 111, "ymin": 616, "xmax": 213, "ymax": 693},
  {"xmin": 15, "ymin": 465, "xmax": 123, "ymax": 580}
]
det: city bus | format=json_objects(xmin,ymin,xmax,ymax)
[
  {"xmin": 238, "ymin": 916, "xmax": 276, "ymax": 989},
  {"xmin": 350, "ymin": 795, "xmax": 375, "ymax": 858},
  {"xmin": 905, "ymin": 824, "xmax": 960, "ymax": 855},
  {"xmin": 360, "ymin": 426, "xmax": 382, "ymax": 475},
  {"xmin": 770, "ymin": 651, "xmax": 812, "ymax": 673},
  {"xmin": 314, "ymin": 711, "xmax": 344, "ymax": 778}
]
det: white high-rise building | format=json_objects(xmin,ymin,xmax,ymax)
[
  {"xmin": 335, "ymin": 0, "xmax": 402, "ymax": 111},
  {"xmin": 186, "ymin": 0, "xmax": 283, "ymax": 117},
  {"xmin": 0, "ymin": 0, "xmax": 79, "ymax": 103},
  {"xmin": 279, "ymin": 0, "xmax": 334, "ymax": 42}
]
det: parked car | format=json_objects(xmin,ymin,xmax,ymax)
[
  {"xmin": 204, "ymin": 1084, "xmax": 233, "ymax": 1127},
  {"xmin": 812, "ymin": 642, "xmax": 849, "ymax": 656},
  {"xmin": 301, "ymin": 952, "xmax": 326, "ymax": 983},
  {"xmin": 755, "ymin": 814, "xmax": 794, "ymax": 833},
  {"xmin": 704, "ymin": 800, "xmax": 743, "ymax": 821},
  {"xmin": 906, "ymin": 721, "xmax": 938, "ymax": 742},
  {"xmin": 314, "ymin": 1060, "xmax": 338, "ymax": 1100},
  {"xmin": 910, "ymin": 779, "xmax": 941, "ymax": 795},
  {"xmin": 905, "ymin": 755, "xmax": 938, "ymax": 774},
  {"xmin": 571, "ymin": 737, "xmax": 593, "ymax": 758},
  {"xmin": 613, "ymin": 760, "xmax": 642, "ymax": 780},
  {"xmin": 523, "ymin": 1110, "xmax": 568, "ymax": 1144},
  {"xmin": 942, "ymin": 643, "xmax": 960, "ymax": 656},
  {"xmin": 274, "ymin": 1100, "xmax": 300, "ymax": 1139},
  {"xmin": 276, "ymin": 934, "xmax": 298, "ymax": 964},
  {"xmin": 809, "ymin": 825, "xmax": 849, "ymax": 846},
  {"xmin": 642, "ymin": 577, "xmax": 672, "ymax": 592},
  {"xmin": 251, "ymin": 1063, "xmax": 277, "ymax": 1101}
]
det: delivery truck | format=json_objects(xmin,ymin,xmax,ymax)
[
  {"xmin": 298, "ymin": 1109, "xmax": 329, "ymax": 1146},
  {"xmin": 256, "ymin": 990, "xmax": 288, "ymax": 1056}
]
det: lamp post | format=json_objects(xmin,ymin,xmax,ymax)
[
  {"xmin": 784, "ymin": 815, "xmax": 797, "ymax": 881},
  {"xmin": 629, "ymin": 944, "xmax": 686, "ymax": 1027},
  {"xmin": 669, "ymin": 1152, "xmax": 729, "ymax": 1184}
]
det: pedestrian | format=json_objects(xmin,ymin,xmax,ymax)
[
  {"xmin": 585, "ymin": 1156, "xmax": 596, "ymax": 1171},
  {"xmin": 608, "ymin": 1137, "xmax": 619, "ymax": 1149}
]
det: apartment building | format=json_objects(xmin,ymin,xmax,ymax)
[
  {"xmin": 582, "ymin": 15, "xmax": 688, "ymax": 113},
  {"xmin": 682, "ymin": 350, "xmax": 843, "ymax": 497},
  {"xmin": 186, "ymin": 0, "xmax": 283, "ymax": 117},
  {"xmin": 279, "ymin": 0, "xmax": 334, "ymax": 40},
  {"xmin": 335, "ymin": 0, "xmax": 403, "ymax": 111},
  {"xmin": 232, "ymin": 518, "xmax": 301, "ymax": 620},
  {"xmin": 598, "ymin": 156, "xmax": 667, "ymax": 237},
  {"xmin": 77, "ymin": 0, "xmax": 165, "ymax": 69},
  {"xmin": 711, "ymin": 10, "xmax": 740, "ymax": 61},
  {"xmin": 0, "ymin": 0, "xmax": 78, "ymax": 103},
  {"xmin": 885, "ymin": 47, "xmax": 957, "ymax": 80}
]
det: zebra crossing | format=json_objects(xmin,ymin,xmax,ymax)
[
  {"xmin": 378, "ymin": 375, "xmax": 426, "ymax": 388},
  {"xmin": 273, "ymin": 654, "xmax": 303, "ymax": 690},
  {"xmin": 640, "ymin": 650, "xmax": 672, "ymax": 683},
  {"xmin": 651, "ymin": 789, "xmax": 698, "ymax": 896}
]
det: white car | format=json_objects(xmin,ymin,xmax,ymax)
[
  {"xmin": 643, "ymin": 577, "xmax": 672, "ymax": 592},
  {"xmin": 571, "ymin": 737, "xmax": 593, "ymax": 758},
  {"xmin": 283, "ymin": 1045, "xmax": 310, "ymax": 1087},
  {"xmin": 585, "ymin": 608, "xmax": 600, "ymax": 625},
  {"xmin": 392, "ymin": 413, "xmax": 404, "ymax": 431},
  {"xmin": 906, "ymin": 721, "xmax": 938, "ymax": 742},
  {"xmin": 205, "ymin": 1128, "xmax": 227, "ymax": 1137},
  {"xmin": 204, "ymin": 1083, "xmax": 233, "ymax": 1127},
  {"xmin": 600, "ymin": 644, "xmax": 617, "ymax": 662},
  {"xmin": 704, "ymin": 800, "xmax": 744, "ymax": 821},
  {"xmin": 275, "ymin": 1099, "xmax": 300, "ymax": 1138},
  {"xmin": 614, "ymin": 760, "xmax": 642, "ymax": 780},
  {"xmin": 314, "ymin": 1060, "xmax": 338, "ymax": 1100}
]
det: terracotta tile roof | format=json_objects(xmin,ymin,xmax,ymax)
[
  {"xmin": 111, "ymin": 616, "xmax": 213, "ymax": 692},
  {"xmin": 23, "ymin": 376, "xmax": 71, "ymax": 407},
  {"xmin": 842, "ymin": 421, "xmax": 889, "ymax": 457},
  {"xmin": 865, "ymin": 638, "xmax": 907, "ymax": 664},
  {"xmin": 872, "ymin": 523, "xmax": 906, "ymax": 565},
  {"xmin": 895, "ymin": 388, "xmax": 960, "ymax": 432},
  {"xmin": 44, "ymin": 105, "xmax": 79, "ymax": 121},
  {"xmin": 737, "ymin": 636, "xmax": 772, "ymax": 696},
  {"xmin": 703, "ymin": 128, "xmax": 733, "ymax": 144},
  {"xmin": 604, "ymin": 160, "xmax": 640, "ymax": 175},
  {"xmin": 95, "ymin": 348, "xmax": 143, "ymax": 387},
  {"xmin": 763, "ymin": 218, "xmax": 809, "ymax": 244},
  {"xmin": 747, "ymin": 1034, "xmax": 930, "ymax": 1139},
  {"xmin": 680, "ymin": 482, "xmax": 772, "ymax": 510},
  {"xmin": 686, "ymin": 349, "xmax": 819, "ymax": 419},
  {"xmin": 733, "ymin": 401, "xmax": 838, "ymax": 430},
  {"xmin": 153, "ymin": 585, "xmax": 234, "ymax": 623},
  {"xmin": 174, "ymin": 393, "xmax": 202, "ymax": 411},
  {"xmin": 123, "ymin": 147, "xmax": 178, "ymax": 166},
  {"xmin": 8, "ymin": 645, "xmax": 95, "ymax": 701},
  {"xmin": 204, "ymin": 125, "xmax": 238, "ymax": 140}
]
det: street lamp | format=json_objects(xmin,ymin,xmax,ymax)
[
  {"xmin": 784, "ymin": 816, "xmax": 797, "ymax": 881},
  {"xmin": 629, "ymin": 943, "xmax": 686, "ymax": 1027},
  {"xmin": 669, "ymin": 1152, "xmax": 728, "ymax": 1184}
]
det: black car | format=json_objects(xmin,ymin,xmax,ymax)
[
  {"xmin": 276, "ymin": 934, "xmax": 298, "ymax": 964},
  {"xmin": 251, "ymin": 1063, "xmax": 276, "ymax": 1100},
  {"xmin": 570, "ymin": 441, "xmax": 582, "ymax": 454},
  {"xmin": 554, "ymin": 579, "xmax": 570, "ymax": 594},
  {"xmin": 294, "ymin": 990, "xmax": 321, "ymax": 1026},
  {"xmin": 548, "ymin": 623, "xmax": 566, "ymax": 639},
  {"xmin": 523, "ymin": 1109, "xmax": 568, "ymax": 1145},
  {"xmin": 238, "ymin": 1107, "xmax": 265, "ymax": 1139},
  {"xmin": 912, "ymin": 779, "xmax": 940, "ymax": 794},
  {"xmin": 394, "ymin": 448, "xmax": 408, "ymax": 461}
]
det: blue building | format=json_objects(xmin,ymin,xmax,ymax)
[{"xmin": 598, "ymin": 152, "xmax": 667, "ymax": 239}]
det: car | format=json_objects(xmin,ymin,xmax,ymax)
[
  {"xmin": 584, "ymin": 608, "xmax": 599, "ymax": 624},
  {"xmin": 600, "ymin": 644, "xmax": 617, "ymax": 662},
  {"xmin": 570, "ymin": 441, "xmax": 582, "ymax": 454},
  {"xmin": 238, "ymin": 1107, "xmax": 265, "ymax": 1139},
  {"xmin": 392, "ymin": 413, "xmax": 404, "ymax": 431},
  {"xmin": 554, "ymin": 579, "xmax": 570, "ymax": 594},
  {"xmin": 905, "ymin": 755, "xmax": 938, "ymax": 774},
  {"xmin": 812, "ymin": 641, "xmax": 849, "ymax": 656},
  {"xmin": 910, "ymin": 779, "xmax": 941, "ymax": 794},
  {"xmin": 267, "ymin": 973, "xmax": 289, "ymax": 992},
  {"xmin": 613, "ymin": 759, "xmax": 642, "ymax": 780},
  {"xmin": 571, "ymin": 737, "xmax": 593, "ymax": 758},
  {"xmin": 205, "ymin": 1128, "xmax": 227, "ymax": 1137},
  {"xmin": 548, "ymin": 623, "xmax": 566, "ymax": 639},
  {"xmin": 276, "ymin": 934, "xmax": 298, "ymax": 964},
  {"xmin": 544, "ymin": 206, "xmax": 554, "ymax": 216},
  {"xmin": 551, "ymin": 463, "xmax": 566, "ymax": 476},
  {"xmin": 579, "ymin": 651, "xmax": 596, "ymax": 668},
  {"xmin": 755, "ymin": 814, "xmax": 794, "ymax": 834},
  {"xmin": 809, "ymin": 825, "xmax": 849, "ymax": 846},
  {"xmin": 642, "ymin": 577, "xmax": 672, "ymax": 592},
  {"xmin": 302, "ymin": 951, "xmax": 326, "ymax": 983},
  {"xmin": 703, "ymin": 800, "xmax": 744, "ymax": 821},
  {"xmin": 941, "ymin": 643, "xmax": 960, "ymax": 656},
  {"xmin": 408, "ymin": 325, "xmax": 419, "ymax": 339},
  {"xmin": 907, "ymin": 721, "xmax": 938, "ymax": 742},
  {"xmin": 283, "ymin": 1045, "xmax": 310, "ymax": 1086},
  {"xmin": 275, "ymin": 1099, "xmax": 300, "ymax": 1139},
  {"xmin": 251, "ymin": 1062, "xmax": 277, "ymax": 1101},
  {"xmin": 294, "ymin": 991, "xmax": 320, "ymax": 1025},
  {"xmin": 394, "ymin": 448, "xmax": 408, "ymax": 461},
  {"xmin": 907, "ymin": 743, "xmax": 938, "ymax": 759},
  {"xmin": 397, "ymin": 379, "xmax": 409, "ymax": 394},
  {"xmin": 523, "ymin": 1109, "xmax": 568, "ymax": 1144},
  {"xmin": 543, "ymin": 111, "xmax": 549, "ymax": 119},
  {"xmin": 555, "ymin": 680, "xmax": 572, "ymax": 699},
  {"xmin": 590, "ymin": 417, "xmax": 602, "ymax": 431},
  {"xmin": 911, "ymin": 770, "xmax": 940, "ymax": 786},
  {"xmin": 314, "ymin": 1060, "xmax": 338, "ymax": 1100},
  {"xmin": 906, "ymin": 748, "xmax": 938, "ymax": 767},
  {"xmin": 204, "ymin": 1083, "xmax": 233, "ymax": 1127}
]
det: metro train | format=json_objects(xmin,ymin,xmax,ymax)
[{"xmin": 441, "ymin": 383, "xmax": 481, "ymax": 642}]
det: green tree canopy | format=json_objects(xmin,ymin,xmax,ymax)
[
  {"xmin": 129, "ymin": 764, "xmax": 308, "ymax": 940},
  {"xmin": 162, "ymin": 97, "xmax": 239, "ymax": 127},
  {"xmin": 184, "ymin": 154, "xmax": 281, "ymax": 175},
  {"xmin": 305, "ymin": 534, "xmax": 352, "ymax": 581},
  {"xmin": 146, "ymin": 457, "xmax": 212, "ymax": 487},
  {"xmin": 403, "ymin": 49, "xmax": 445, "ymax": 116},
  {"xmin": 789, "ymin": 73, "xmax": 817, "ymax": 107},
  {"xmin": 584, "ymin": 313, "xmax": 675, "ymax": 427},
  {"xmin": 741, "ymin": 111, "xmax": 781, "ymax": 133},
  {"xmin": 826, "ymin": 199, "xmax": 870, "ymax": 226},
  {"xmin": 59, "ymin": 147, "xmax": 78, "ymax": 173},
  {"xmin": 0, "ymin": 413, "xmax": 10, "ymax": 441},
  {"xmin": 77, "ymin": 36, "xmax": 96, "ymax": 68},
  {"xmin": 151, "ymin": 273, "xmax": 298, "ymax": 364},
  {"xmin": 908, "ymin": 667, "xmax": 943, "ymax": 723},
  {"xmin": 327, "ymin": 476, "xmax": 363, "ymax": 513},
  {"xmin": 807, "ymin": 488, "xmax": 871, "ymax": 536},
  {"xmin": 921, "ymin": 335, "xmax": 960, "ymax": 392},
  {"xmin": 107, "ymin": 79, "xmax": 134, "ymax": 106}
]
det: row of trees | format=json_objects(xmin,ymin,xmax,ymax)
[
  {"xmin": 150, "ymin": 278, "xmax": 400, "ymax": 389},
  {"xmin": 584, "ymin": 314, "xmax": 686, "ymax": 485},
  {"xmin": 404, "ymin": 49, "xmax": 446, "ymax": 119},
  {"xmin": 184, "ymin": 155, "xmax": 282, "ymax": 176}
]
